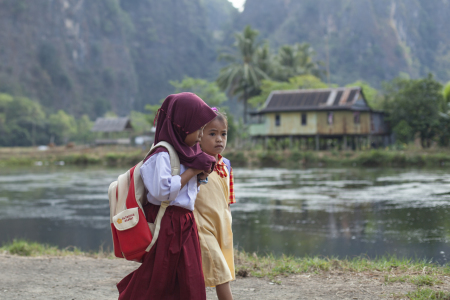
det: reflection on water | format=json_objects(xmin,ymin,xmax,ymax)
[{"xmin": 1, "ymin": 166, "xmax": 450, "ymax": 263}]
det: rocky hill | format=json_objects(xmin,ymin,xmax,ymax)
[
  {"xmin": 235, "ymin": 0, "xmax": 450, "ymax": 87},
  {"xmin": 0, "ymin": 0, "xmax": 449, "ymax": 117},
  {"xmin": 0, "ymin": 0, "xmax": 235, "ymax": 117}
]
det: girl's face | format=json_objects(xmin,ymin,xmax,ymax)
[
  {"xmin": 200, "ymin": 118, "xmax": 227, "ymax": 159},
  {"xmin": 184, "ymin": 126, "xmax": 204, "ymax": 147}
]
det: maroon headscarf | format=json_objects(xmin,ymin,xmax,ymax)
[{"xmin": 150, "ymin": 92, "xmax": 217, "ymax": 172}]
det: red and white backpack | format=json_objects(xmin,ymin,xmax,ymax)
[{"xmin": 108, "ymin": 141, "xmax": 180, "ymax": 262}]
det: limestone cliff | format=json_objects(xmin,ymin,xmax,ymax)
[
  {"xmin": 235, "ymin": 0, "xmax": 450, "ymax": 86},
  {"xmin": 0, "ymin": 0, "xmax": 235, "ymax": 116}
]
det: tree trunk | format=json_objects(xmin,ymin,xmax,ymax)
[
  {"xmin": 243, "ymin": 88, "xmax": 248, "ymax": 124},
  {"xmin": 32, "ymin": 122, "xmax": 36, "ymax": 147}
]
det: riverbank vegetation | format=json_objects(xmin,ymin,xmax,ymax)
[
  {"xmin": 1, "ymin": 145, "xmax": 449, "ymax": 169},
  {"xmin": 2, "ymin": 240, "xmax": 450, "ymax": 299}
]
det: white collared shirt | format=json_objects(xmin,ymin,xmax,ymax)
[{"xmin": 140, "ymin": 152, "xmax": 199, "ymax": 211}]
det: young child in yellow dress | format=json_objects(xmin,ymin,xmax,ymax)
[{"xmin": 194, "ymin": 108, "xmax": 235, "ymax": 300}]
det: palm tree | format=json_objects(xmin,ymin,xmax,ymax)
[
  {"xmin": 217, "ymin": 25, "xmax": 270, "ymax": 123},
  {"xmin": 274, "ymin": 43, "xmax": 324, "ymax": 82}
]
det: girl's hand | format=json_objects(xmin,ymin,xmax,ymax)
[
  {"xmin": 189, "ymin": 168, "xmax": 204, "ymax": 175},
  {"xmin": 180, "ymin": 168, "xmax": 203, "ymax": 188}
]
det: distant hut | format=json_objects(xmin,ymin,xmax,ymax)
[
  {"xmin": 91, "ymin": 117, "xmax": 133, "ymax": 145},
  {"xmin": 249, "ymin": 87, "xmax": 391, "ymax": 150}
]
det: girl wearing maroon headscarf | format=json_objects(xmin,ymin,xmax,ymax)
[{"xmin": 117, "ymin": 93, "xmax": 217, "ymax": 300}]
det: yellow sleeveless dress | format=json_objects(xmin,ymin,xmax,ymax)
[{"xmin": 194, "ymin": 170, "xmax": 235, "ymax": 287}]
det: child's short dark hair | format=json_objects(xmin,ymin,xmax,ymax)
[{"xmin": 213, "ymin": 108, "xmax": 228, "ymax": 128}]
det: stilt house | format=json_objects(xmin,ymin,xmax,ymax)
[
  {"xmin": 91, "ymin": 117, "xmax": 133, "ymax": 145},
  {"xmin": 249, "ymin": 87, "xmax": 390, "ymax": 150}
]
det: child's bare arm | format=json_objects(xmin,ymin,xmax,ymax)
[{"xmin": 180, "ymin": 168, "xmax": 203, "ymax": 189}]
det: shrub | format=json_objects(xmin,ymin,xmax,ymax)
[
  {"xmin": 224, "ymin": 151, "xmax": 247, "ymax": 167},
  {"xmin": 303, "ymin": 151, "xmax": 318, "ymax": 165},
  {"xmin": 63, "ymin": 154, "xmax": 101, "ymax": 165},
  {"xmin": 289, "ymin": 150, "xmax": 303, "ymax": 163},
  {"xmin": 356, "ymin": 150, "xmax": 390, "ymax": 167},
  {"xmin": 258, "ymin": 151, "xmax": 283, "ymax": 167}
]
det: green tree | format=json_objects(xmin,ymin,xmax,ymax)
[
  {"xmin": 73, "ymin": 115, "xmax": 94, "ymax": 144},
  {"xmin": 255, "ymin": 43, "xmax": 273, "ymax": 76},
  {"xmin": 48, "ymin": 110, "xmax": 77, "ymax": 145},
  {"xmin": 2, "ymin": 96, "xmax": 46, "ymax": 146},
  {"xmin": 217, "ymin": 25, "xmax": 270, "ymax": 123},
  {"xmin": 130, "ymin": 110, "xmax": 152, "ymax": 134},
  {"xmin": 104, "ymin": 111, "xmax": 118, "ymax": 118},
  {"xmin": 143, "ymin": 77, "xmax": 228, "ymax": 127},
  {"xmin": 249, "ymin": 75, "xmax": 328, "ymax": 108},
  {"xmin": 437, "ymin": 82, "xmax": 450, "ymax": 146},
  {"xmin": 437, "ymin": 115, "xmax": 450, "ymax": 147},
  {"xmin": 345, "ymin": 80, "xmax": 382, "ymax": 109},
  {"xmin": 443, "ymin": 81, "xmax": 450, "ymax": 106},
  {"xmin": 383, "ymin": 74, "xmax": 444, "ymax": 148},
  {"xmin": 0, "ymin": 93, "xmax": 13, "ymax": 127},
  {"xmin": 392, "ymin": 120, "xmax": 413, "ymax": 144},
  {"xmin": 273, "ymin": 43, "xmax": 323, "ymax": 81},
  {"xmin": 144, "ymin": 104, "xmax": 160, "ymax": 126},
  {"xmin": 169, "ymin": 77, "xmax": 227, "ymax": 107}
]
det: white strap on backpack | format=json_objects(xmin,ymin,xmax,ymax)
[{"xmin": 143, "ymin": 141, "xmax": 180, "ymax": 252}]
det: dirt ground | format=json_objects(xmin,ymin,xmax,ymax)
[{"xmin": 1, "ymin": 254, "xmax": 449, "ymax": 300}]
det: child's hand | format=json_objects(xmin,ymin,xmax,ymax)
[{"xmin": 190, "ymin": 168, "xmax": 204, "ymax": 175}]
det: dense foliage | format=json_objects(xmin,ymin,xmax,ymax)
[
  {"xmin": 383, "ymin": 75, "xmax": 445, "ymax": 148},
  {"xmin": 0, "ymin": 93, "xmax": 94, "ymax": 146}
]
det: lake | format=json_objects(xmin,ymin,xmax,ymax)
[{"xmin": 1, "ymin": 165, "xmax": 450, "ymax": 264}]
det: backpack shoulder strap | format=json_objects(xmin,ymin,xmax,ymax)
[
  {"xmin": 141, "ymin": 141, "xmax": 181, "ymax": 253},
  {"xmin": 145, "ymin": 142, "xmax": 181, "ymax": 176}
]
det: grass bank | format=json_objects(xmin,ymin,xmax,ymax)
[
  {"xmin": 2, "ymin": 240, "xmax": 450, "ymax": 299},
  {"xmin": 0, "ymin": 146, "xmax": 143, "ymax": 168},
  {"xmin": 0, "ymin": 239, "xmax": 114, "ymax": 259},
  {"xmin": 226, "ymin": 148, "xmax": 450, "ymax": 168},
  {"xmin": 1, "ymin": 146, "xmax": 450, "ymax": 168}
]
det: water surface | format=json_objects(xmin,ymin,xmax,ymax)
[{"xmin": 1, "ymin": 166, "xmax": 450, "ymax": 263}]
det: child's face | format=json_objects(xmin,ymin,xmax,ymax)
[
  {"xmin": 184, "ymin": 126, "xmax": 204, "ymax": 147},
  {"xmin": 200, "ymin": 118, "xmax": 227, "ymax": 158}
]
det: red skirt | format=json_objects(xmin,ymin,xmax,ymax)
[{"xmin": 117, "ymin": 204, "xmax": 206, "ymax": 300}]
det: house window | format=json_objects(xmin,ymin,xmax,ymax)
[
  {"xmin": 353, "ymin": 112, "xmax": 360, "ymax": 124},
  {"xmin": 301, "ymin": 113, "xmax": 307, "ymax": 126},
  {"xmin": 327, "ymin": 112, "xmax": 334, "ymax": 125},
  {"xmin": 275, "ymin": 114, "xmax": 280, "ymax": 126}
]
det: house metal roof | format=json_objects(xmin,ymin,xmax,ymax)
[
  {"xmin": 91, "ymin": 117, "xmax": 133, "ymax": 132},
  {"xmin": 257, "ymin": 87, "xmax": 371, "ymax": 113}
]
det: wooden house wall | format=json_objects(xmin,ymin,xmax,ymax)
[
  {"xmin": 266, "ymin": 112, "xmax": 317, "ymax": 135},
  {"xmin": 316, "ymin": 111, "xmax": 371, "ymax": 135},
  {"xmin": 370, "ymin": 112, "xmax": 388, "ymax": 135},
  {"xmin": 260, "ymin": 111, "xmax": 372, "ymax": 136}
]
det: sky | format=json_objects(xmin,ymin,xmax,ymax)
[{"xmin": 228, "ymin": 0, "xmax": 245, "ymax": 12}]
